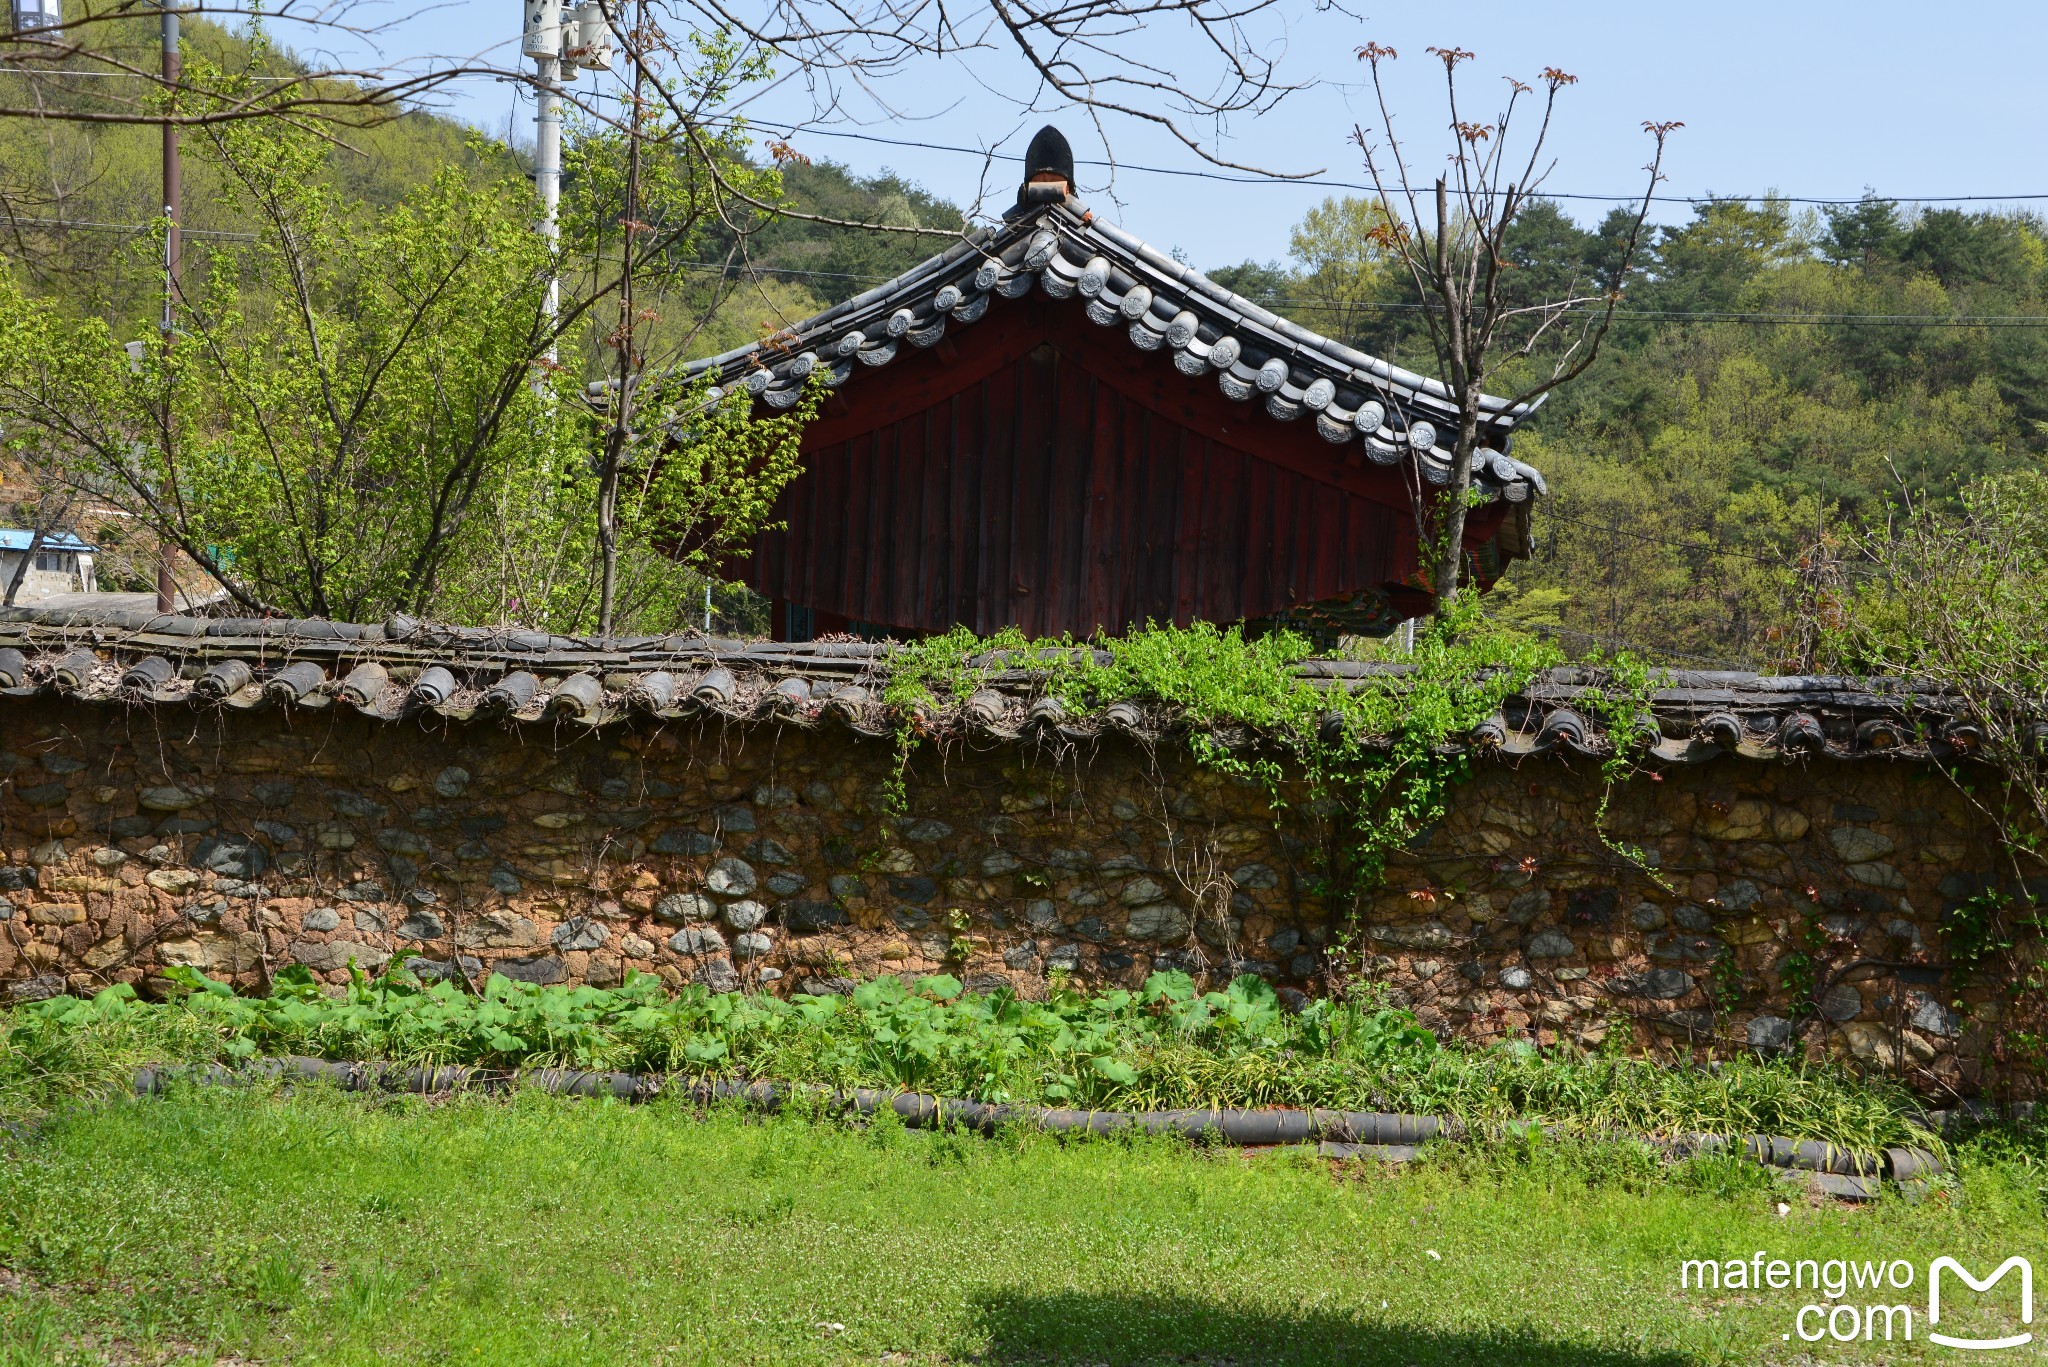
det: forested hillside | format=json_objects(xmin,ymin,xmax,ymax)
[
  {"xmin": 0, "ymin": 25, "xmax": 944, "ymax": 362},
  {"xmin": 0, "ymin": 17, "xmax": 495, "ymax": 333},
  {"xmin": 1213, "ymin": 196, "xmax": 2048, "ymax": 666}
]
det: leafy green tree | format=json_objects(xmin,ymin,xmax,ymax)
[
  {"xmin": 1903, "ymin": 208, "xmax": 2043, "ymax": 290},
  {"xmin": 0, "ymin": 110, "xmax": 559, "ymax": 619},
  {"xmin": 1582, "ymin": 205, "xmax": 1648, "ymax": 292},
  {"xmin": 1496, "ymin": 200, "xmax": 1597, "ymax": 312},
  {"xmin": 0, "ymin": 53, "xmax": 810, "ymax": 633},
  {"xmin": 1820, "ymin": 192, "xmax": 1905, "ymax": 268},
  {"xmin": 1281, "ymin": 195, "xmax": 1399, "ymax": 345},
  {"xmin": 1644, "ymin": 198, "xmax": 1801, "ymax": 313}
]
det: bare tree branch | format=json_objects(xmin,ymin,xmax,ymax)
[{"xmin": 1350, "ymin": 41, "xmax": 1678, "ymax": 612}]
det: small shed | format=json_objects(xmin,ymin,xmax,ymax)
[
  {"xmin": 684, "ymin": 128, "xmax": 1545, "ymax": 642},
  {"xmin": 0, "ymin": 529, "xmax": 97, "ymax": 599}
]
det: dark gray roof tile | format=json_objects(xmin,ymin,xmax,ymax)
[{"xmin": 0, "ymin": 606, "xmax": 1999, "ymax": 764}]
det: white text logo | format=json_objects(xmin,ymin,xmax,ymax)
[{"xmin": 1929, "ymin": 1256, "xmax": 2032, "ymax": 1351}]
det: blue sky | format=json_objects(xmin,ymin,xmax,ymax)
[{"xmin": 349, "ymin": 0, "xmax": 2044, "ymax": 269}]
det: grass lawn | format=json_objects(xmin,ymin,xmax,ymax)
[{"xmin": 2, "ymin": 1089, "xmax": 2043, "ymax": 1365}]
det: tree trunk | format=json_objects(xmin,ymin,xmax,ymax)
[
  {"xmin": 6, "ymin": 493, "xmax": 74, "ymax": 607},
  {"xmin": 596, "ymin": 432, "xmax": 622, "ymax": 635},
  {"xmin": 1426, "ymin": 175, "xmax": 1476, "ymax": 616},
  {"xmin": 155, "ymin": 547, "xmax": 176, "ymax": 612},
  {"xmin": 1430, "ymin": 402, "xmax": 1484, "ymax": 609}
]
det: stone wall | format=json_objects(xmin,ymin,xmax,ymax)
[{"xmin": 0, "ymin": 699, "xmax": 2035, "ymax": 1093}]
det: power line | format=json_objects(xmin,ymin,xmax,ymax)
[
  {"xmin": 0, "ymin": 69, "xmax": 295, "ymax": 80},
  {"xmin": 1251, "ymin": 296, "xmax": 2048, "ymax": 328},
  {"xmin": 716, "ymin": 117, "xmax": 2048, "ymax": 208},
  {"xmin": 1540, "ymin": 309, "xmax": 2048, "ymax": 328},
  {"xmin": 0, "ymin": 214, "xmax": 255, "ymax": 240},
  {"xmin": 665, "ymin": 258, "xmax": 2048, "ymax": 329}
]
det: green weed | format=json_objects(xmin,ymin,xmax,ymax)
[
  {"xmin": 3, "ymin": 963, "xmax": 1938, "ymax": 1153},
  {"xmin": 883, "ymin": 599, "xmax": 1560, "ymax": 903}
]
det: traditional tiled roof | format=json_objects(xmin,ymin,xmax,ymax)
[
  {"xmin": 663, "ymin": 198, "xmax": 1548, "ymax": 506},
  {"xmin": 0, "ymin": 604, "xmax": 2004, "ymax": 765}
]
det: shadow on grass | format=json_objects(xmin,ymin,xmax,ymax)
[{"xmin": 970, "ymin": 1291, "xmax": 1696, "ymax": 1366}]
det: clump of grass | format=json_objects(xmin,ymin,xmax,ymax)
[
  {"xmin": 1, "ymin": 963, "xmax": 1938, "ymax": 1154},
  {"xmin": 1374, "ymin": 1047, "xmax": 1931, "ymax": 1149},
  {"xmin": 0, "ymin": 988, "xmax": 219, "ymax": 1122}
]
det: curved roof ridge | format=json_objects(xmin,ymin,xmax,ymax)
[
  {"xmin": 1077, "ymin": 213, "xmax": 1528, "ymax": 419},
  {"xmin": 669, "ymin": 200, "xmax": 1546, "ymax": 505}
]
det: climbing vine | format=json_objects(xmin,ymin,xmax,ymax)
[
  {"xmin": 1575, "ymin": 650, "xmax": 1679, "ymax": 896},
  {"xmin": 1776, "ymin": 901, "xmax": 1828, "ymax": 1014},
  {"xmin": 878, "ymin": 592, "xmax": 1559, "ymax": 917}
]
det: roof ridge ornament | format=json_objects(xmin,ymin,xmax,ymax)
[{"xmin": 1014, "ymin": 125, "xmax": 1076, "ymax": 212}]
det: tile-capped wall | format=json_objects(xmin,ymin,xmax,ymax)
[{"xmin": 0, "ymin": 699, "xmax": 2033, "ymax": 1094}]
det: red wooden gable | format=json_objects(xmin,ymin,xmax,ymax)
[{"xmin": 741, "ymin": 295, "xmax": 1511, "ymax": 640}]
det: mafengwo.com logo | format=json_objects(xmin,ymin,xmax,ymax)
[{"xmin": 1677, "ymin": 1252, "xmax": 2032, "ymax": 1349}]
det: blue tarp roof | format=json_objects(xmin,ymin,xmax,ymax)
[{"xmin": 0, "ymin": 530, "xmax": 96, "ymax": 553}]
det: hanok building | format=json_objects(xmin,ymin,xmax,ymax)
[{"xmin": 686, "ymin": 128, "xmax": 1546, "ymax": 642}]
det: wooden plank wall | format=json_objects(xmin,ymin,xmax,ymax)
[{"xmin": 746, "ymin": 344, "xmax": 1414, "ymax": 638}]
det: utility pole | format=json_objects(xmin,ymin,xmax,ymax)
[
  {"xmin": 522, "ymin": 0, "xmax": 566, "ymax": 358},
  {"xmin": 155, "ymin": 0, "xmax": 180, "ymax": 614},
  {"xmin": 160, "ymin": 0, "xmax": 179, "ymax": 333},
  {"xmin": 524, "ymin": 0, "xmax": 615, "ymax": 625}
]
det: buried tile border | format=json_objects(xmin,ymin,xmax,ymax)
[{"xmin": 129, "ymin": 1055, "xmax": 1943, "ymax": 1201}]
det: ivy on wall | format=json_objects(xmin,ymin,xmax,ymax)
[{"xmin": 877, "ymin": 592, "xmax": 1561, "ymax": 932}]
